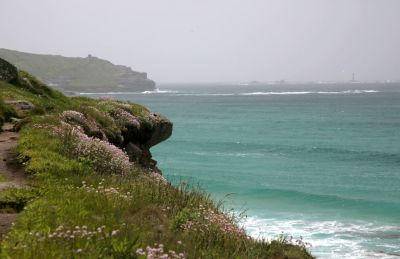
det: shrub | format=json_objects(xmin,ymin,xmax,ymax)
[
  {"xmin": 56, "ymin": 126, "xmax": 132, "ymax": 175},
  {"xmin": 109, "ymin": 108, "xmax": 140, "ymax": 128},
  {"xmin": 61, "ymin": 110, "xmax": 105, "ymax": 139},
  {"xmin": 76, "ymin": 134, "xmax": 131, "ymax": 174}
]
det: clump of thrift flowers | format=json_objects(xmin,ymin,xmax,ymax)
[
  {"xmin": 21, "ymin": 225, "xmax": 122, "ymax": 255},
  {"xmin": 61, "ymin": 110, "xmax": 106, "ymax": 139},
  {"xmin": 78, "ymin": 179, "xmax": 133, "ymax": 200},
  {"xmin": 150, "ymin": 172, "xmax": 167, "ymax": 183},
  {"xmin": 110, "ymin": 108, "xmax": 140, "ymax": 128},
  {"xmin": 61, "ymin": 110, "xmax": 86, "ymax": 121},
  {"xmin": 52, "ymin": 122, "xmax": 132, "ymax": 175},
  {"xmin": 181, "ymin": 205, "xmax": 246, "ymax": 238},
  {"xmin": 74, "ymin": 130, "xmax": 131, "ymax": 174},
  {"xmin": 136, "ymin": 243, "xmax": 186, "ymax": 259}
]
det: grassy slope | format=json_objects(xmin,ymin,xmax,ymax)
[
  {"xmin": 0, "ymin": 48, "xmax": 154, "ymax": 92},
  {"xmin": 0, "ymin": 75, "xmax": 313, "ymax": 258}
]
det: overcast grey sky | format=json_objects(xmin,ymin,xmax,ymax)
[{"xmin": 1, "ymin": 0, "xmax": 399, "ymax": 83}]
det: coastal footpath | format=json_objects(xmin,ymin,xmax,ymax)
[{"xmin": 0, "ymin": 58, "xmax": 313, "ymax": 258}]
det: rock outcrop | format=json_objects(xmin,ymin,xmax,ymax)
[
  {"xmin": 4, "ymin": 101, "xmax": 34, "ymax": 118},
  {"xmin": 0, "ymin": 58, "xmax": 18, "ymax": 83},
  {"xmin": 123, "ymin": 112, "xmax": 172, "ymax": 173}
]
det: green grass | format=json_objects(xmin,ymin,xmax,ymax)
[
  {"xmin": 0, "ymin": 80, "xmax": 70, "ymax": 118},
  {"xmin": 0, "ymin": 188, "xmax": 38, "ymax": 213},
  {"xmin": 0, "ymin": 73, "xmax": 313, "ymax": 258},
  {"xmin": 0, "ymin": 96, "xmax": 16, "ymax": 129},
  {"xmin": 0, "ymin": 174, "xmax": 7, "ymax": 182}
]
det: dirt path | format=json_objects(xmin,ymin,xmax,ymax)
[{"xmin": 0, "ymin": 123, "xmax": 27, "ymax": 239}]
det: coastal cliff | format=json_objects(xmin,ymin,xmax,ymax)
[
  {"xmin": 0, "ymin": 48, "xmax": 156, "ymax": 93},
  {"xmin": 0, "ymin": 58, "xmax": 312, "ymax": 258}
]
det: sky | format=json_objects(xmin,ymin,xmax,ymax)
[{"xmin": 1, "ymin": 0, "xmax": 400, "ymax": 83}]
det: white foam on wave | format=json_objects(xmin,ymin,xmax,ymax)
[
  {"xmin": 79, "ymin": 91, "xmax": 143, "ymax": 95},
  {"xmin": 215, "ymin": 152, "xmax": 265, "ymax": 158},
  {"xmin": 317, "ymin": 90, "xmax": 379, "ymax": 94},
  {"xmin": 240, "ymin": 91, "xmax": 313, "ymax": 95},
  {"xmin": 241, "ymin": 216, "xmax": 400, "ymax": 259},
  {"xmin": 141, "ymin": 88, "xmax": 178, "ymax": 94},
  {"xmin": 80, "ymin": 89, "xmax": 379, "ymax": 96},
  {"xmin": 239, "ymin": 90, "xmax": 379, "ymax": 96},
  {"xmin": 185, "ymin": 151, "xmax": 209, "ymax": 156},
  {"xmin": 158, "ymin": 89, "xmax": 380, "ymax": 96},
  {"xmin": 173, "ymin": 93, "xmax": 235, "ymax": 96},
  {"xmin": 79, "ymin": 89, "xmax": 178, "ymax": 95}
]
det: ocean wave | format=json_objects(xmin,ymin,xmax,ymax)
[
  {"xmin": 239, "ymin": 91, "xmax": 312, "ymax": 95},
  {"xmin": 172, "ymin": 90, "xmax": 380, "ymax": 96},
  {"xmin": 161, "ymin": 89, "xmax": 380, "ymax": 96},
  {"xmin": 273, "ymin": 145, "xmax": 400, "ymax": 165},
  {"xmin": 173, "ymin": 93, "xmax": 236, "ymax": 96},
  {"xmin": 317, "ymin": 90, "xmax": 379, "ymax": 94},
  {"xmin": 141, "ymin": 89, "xmax": 178, "ymax": 94},
  {"xmin": 79, "ymin": 91, "xmax": 143, "ymax": 95},
  {"xmin": 215, "ymin": 152, "xmax": 265, "ymax": 157},
  {"xmin": 79, "ymin": 89, "xmax": 178, "ymax": 95},
  {"xmin": 239, "ymin": 90, "xmax": 379, "ymax": 95},
  {"xmin": 179, "ymin": 140, "xmax": 400, "ymax": 166},
  {"xmin": 244, "ymin": 187, "xmax": 400, "ymax": 213},
  {"xmin": 186, "ymin": 151, "xmax": 265, "ymax": 158},
  {"xmin": 242, "ymin": 216, "xmax": 400, "ymax": 258},
  {"xmin": 80, "ymin": 89, "xmax": 380, "ymax": 96}
]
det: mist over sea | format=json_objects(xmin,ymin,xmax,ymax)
[{"xmin": 82, "ymin": 83, "xmax": 400, "ymax": 258}]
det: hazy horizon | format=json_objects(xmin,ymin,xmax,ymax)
[{"xmin": 1, "ymin": 0, "xmax": 400, "ymax": 83}]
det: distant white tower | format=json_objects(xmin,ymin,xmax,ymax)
[{"xmin": 352, "ymin": 72, "xmax": 355, "ymax": 82}]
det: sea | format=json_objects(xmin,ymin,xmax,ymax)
[{"xmin": 81, "ymin": 82, "xmax": 400, "ymax": 258}]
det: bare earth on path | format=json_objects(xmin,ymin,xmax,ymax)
[{"xmin": 0, "ymin": 122, "xmax": 28, "ymax": 239}]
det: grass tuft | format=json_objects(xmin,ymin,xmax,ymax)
[{"xmin": 0, "ymin": 188, "xmax": 38, "ymax": 213}]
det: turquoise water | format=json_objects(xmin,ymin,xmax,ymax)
[{"xmin": 83, "ymin": 83, "xmax": 400, "ymax": 258}]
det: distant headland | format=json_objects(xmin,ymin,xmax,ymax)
[{"xmin": 0, "ymin": 48, "xmax": 156, "ymax": 93}]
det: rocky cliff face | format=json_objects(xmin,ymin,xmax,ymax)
[{"xmin": 124, "ymin": 112, "xmax": 173, "ymax": 173}]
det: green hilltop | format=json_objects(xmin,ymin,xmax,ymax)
[{"xmin": 0, "ymin": 48, "xmax": 156, "ymax": 93}]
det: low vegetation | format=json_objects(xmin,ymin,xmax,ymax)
[
  {"xmin": 0, "ymin": 98, "xmax": 15, "ymax": 129},
  {"xmin": 0, "ymin": 70, "xmax": 313, "ymax": 258}
]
